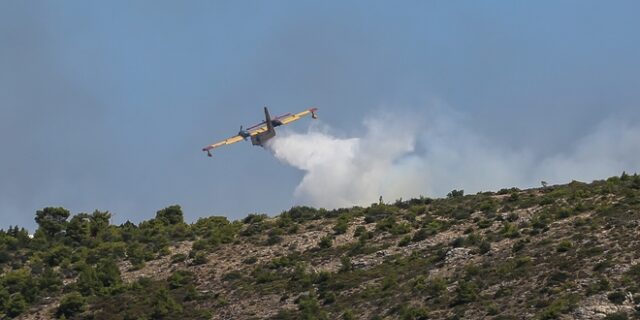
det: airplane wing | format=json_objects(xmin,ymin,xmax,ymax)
[
  {"xmin": 248, "ymin": 125, "xmax": 269, "ymax": 136},
  {"xmin": 279, "ymin": 107, "xmax": 318, "ymax": 125},
  {"xmin": 245, "ymin": 113, "xmax": 292, "ymax": 131},
  {"xmin": 202, "ymin": 135, "xmax": 244, "ymax": 156},
  {"xmin": 245, "ymin": 108, "xmax": 317, "ymax": 136}
]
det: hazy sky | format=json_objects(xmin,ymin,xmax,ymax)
[{"xmin": 1, "ymin": 1, "xmax": 639, "ymax": 230}]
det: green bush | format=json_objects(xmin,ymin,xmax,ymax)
[
  {"xmin": 607, "ymin": 291, "xmax": 626, "ymax": 304},
  {"xmin": 318, "ymin": 236, "xmax": 333, "ymax": 249},
  {"xmin": 477, "ymin": 219, "xmax": 493, "ymax": 229},
  {"xmin": 56, "ymin": 292, "xmax": 86, "ymax": 318},
  {"xmin": 537, "ymin": 295, "xmax": 579, "ymax": 319},
  {"xmin": 397, "ymin": 304, "xmax": 429, "ymax": 320},
  {"xmin": 453, "ymin": 280, "xmax": 478, "ymax": 305},
  {"xmin": 6, "ymin": 293, "xmax": 27, "ymax": 317},
  {"xmin": 265, "ymin": 230, "xmax": 283, "ymax": 246},
  {"xmin": 426, "ymin": 277, "xmax": 447, "ymax": 296},
  {"xmin": 603, "ymin": 312, "xmax": 629, "ymax": 320},
  {"xmin": 447, "ymin": 190, "xmax": 464, "ymax": 198},
  {"xmin": 512, "ymin": 240, "xmax": 526, "ymax": 252},
  {"xmin": 398, "ymin": 235, "xmax": 411, "ymax": 247},
  {"xmin": 353, "ymin": 226, "xmax": 367, "ymax": 237},
  {"xmin": 171, "ymin": 253, "xmax": 187, "ymax": 264},
  {"xmin": 296, "ymin": 293, "xmax": 327, "ymax": 320},
  {"xmin": 478, "ymin": 240, "xmax": 491, "ymax": 254},
  {"xmin": 556, "ymin": 240, "xmax": 573, "ymax": 252},
  {"xmin": 242, "ymin": 256, "xmax": 258, "ymax": 264},
  {"xmin": 191, "ymin": 251, "xmax": 208, "ymax": 265},
  {"xmin": 168, "ymin": 270, "xmax": 195, "ymax": 289},
  {"xmin": 411, "ymin": 228, "xmax": 431, "ymax": 242},
  {"xmin": 155, "ymin": 205, "xmax": 185, "ymax": 225},
  {"xmin": 333, "ymin": 216, "xmax": 349, "ymax": 235},
  {"xmin": 243, "ymin": 213, "xmax": 268, "ymax": 224},
  {"xmin": 151, "ymin": 287, "xmax": 183, "ymax": 318},
  {"xmin": 501, "ymin": 222, "xmax": 520, "ymax": 238}
]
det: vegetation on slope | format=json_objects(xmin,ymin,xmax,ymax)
[{"xmin": 1, "ymin": 173, "xmax": 640, "ymax": 319}]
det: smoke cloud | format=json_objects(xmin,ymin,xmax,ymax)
[{"xmin": 268, "ymin": 109, "xmax": 640, "ymax": 209}]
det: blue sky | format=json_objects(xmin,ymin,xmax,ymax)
[{"xmin": 1, "ymin": 1, "xmax": 639, "ymax": 230}]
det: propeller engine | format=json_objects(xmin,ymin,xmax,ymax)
[{"xmin": 238, "ymin": 125, "xmax": 250, "ymax": 140}]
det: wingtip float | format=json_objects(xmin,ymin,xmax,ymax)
[{"xmin": 202, "ymin": 107, "xmax": 318, "ymax": 157}]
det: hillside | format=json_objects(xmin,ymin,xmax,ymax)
[{"xmin": 2, "ymin": 174, "xmax": 640, "ymax": 319}]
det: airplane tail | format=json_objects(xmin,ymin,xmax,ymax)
[{"xmin": 264, "ymin": 107, "xmax": 274, "ymax": 133}]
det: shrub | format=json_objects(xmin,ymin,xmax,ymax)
[
  {"xmin": 151, "ymin": 287, "xmax": 182, "ymax": 318},
  {"xmin": 155, "ymin": 205, "xmax": 184, "ymax": 225},
  {"xmin": 242, "ymin": 256, "xmax": 258, "ymax": 264},
  {"xmin": 322, "ymin": 292, "xmax": 336, "ymax": 305},
  {"xmin": 353, "ymin": 226, "xmax": 367, "ymax": 237},
  {"xmin": 5, "ymin": 293, "xmax": 27, "ymax": 317},
  {"xmin": 376, "ymin": 217, "xmax": 397, "ymax": 232},
  {"xmin": 512, "ymin": 240, "xmax": 526, "ymax": 253},
  {"xmin": 556, "ymin": 240, "xmax": 573, "ymax": 252},
  {"xmin": 479, "ymin": 199, "xmax": 498, "ymax": 212},
  {"xmin": 451, "ymin": 237, "xmax": 465, "ymax": 248},
  {"xmin": 412, "ymin": 228, "xmax": 430, "ymax": 242},
  {"xmin": 391, "ymin": 223, "xmax": 412, "ymax": 235},
  {"xmin": 318, "ymin": 236, "xmax": 333, "ymax": 249},
  {"xmin": 242, "ymin": 213, "xmax": 268, "ymax": 224},
  {"xmin": 296, "ymin": 293, "xmax": 327, "ymax": 320},
  {"xmin": 265, "ymin": 232, "xmax": 283, "ymax": 246},
  {"xmin": 426, "ymin": 277, "xmax": 447, "ymax": 296},
  {"xmin": 586, "ymin": 277, "xmax": 611, "ymax": 295},
  {"xmin": 501, "ymin": 222, "xmax": 520, "ymax": 238},
  {"xmin": 453, "ymin": 280, "xmax": 478, "ymax": 305},
  {"xmin": 603, "ymin": 312, "xmax": 629, "ymax": 320},
  {"xmin": 397, "ymin": 304, "xmax": 429, "ymax": 319},
  {"xmin": 447, "ymin": 190, "xmax": 464, "ymax": 198},
  {"xmin": 56, "ymin": 292, "xmax": 86, "ymax": 318},
  {"xmin": 76, "ymin": 265, "xmax": 101, "ymax": 296},
  {"xmin": 477, "ymin": 219, "xmax": 493, "ymax": 229},
  {"xmin": 191, "ymin": 251, "xmax": 208, "ymax": 265},
  {"xmin": 398, "ymin": 235, "xmax": 411, "ymax": 247},
  {"xmin": 168, "ymin": 270, "xmax": 195, "ymax": 289},
  {"xmin": 607, "ymin": 291, "xmax": 626, "ymax": 304},
  {"xmin": 626, "ymin": 264, "xmax": 640, "ymax": 280},
  {"xmin": 548, "ymin": 272, "xmax": 571, "ymax": 286},
  {"xmin": 453, "ymin": 210, "xmax": 471, "ymax": 220},
  {"xmin": 334, "ymin": 216, "xmax": 349, "ymax": 235},
  {"xmin": 284, "ymin": 206, "xmax": 322, "ymax": 222},
  {"xmin": 478, "ymin": 240, "xmax": 491, "ymax": 254},
  {"xmin": 339, "ymin": 256, "xmax": 352, "ymax": 272},
  {"xmin": 342, "ymin": 309, "xmax": 356, "ymax": 320},
  {"xmin": 537, "ymin": 295, "xmax": 579, "ymax": 319},
  {"xmin": 171, "ymin": 253, "xmax": 187, "ymax": 264}
]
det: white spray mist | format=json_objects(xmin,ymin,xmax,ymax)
[{"xmin": 267, "ymin": 109, "xmax": 640, "ymax": 209}]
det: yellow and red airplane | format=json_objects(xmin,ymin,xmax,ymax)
[{"xmin": 202, "ymin": 107, "xmax": 318, "ymax": 157}]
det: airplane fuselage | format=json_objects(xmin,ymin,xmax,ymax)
[
  {"xmin": 249, "ymin": 108, "xmax": 283, "ymax": 146},
  {"xmin": 250, "ymin": 118, "xmax": 282, "ymax": 146}
]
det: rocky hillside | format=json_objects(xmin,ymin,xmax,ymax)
[{"xmin": 4, "ymin": 173, "xmax": 640, "ymax": 319}]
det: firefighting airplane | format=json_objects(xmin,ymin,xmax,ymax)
[{"xmin": 202, "ymin": 107, "xmax": 318, "ymax": 157}]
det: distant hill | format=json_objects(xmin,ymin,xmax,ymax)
[{"xmin": 4, "ymin": 173, "xmax": 640, "ymax": 319}]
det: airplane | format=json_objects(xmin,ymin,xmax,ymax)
[{"xmin": 202, "ymin": 107, "xmax": 318, "ymax": 157}]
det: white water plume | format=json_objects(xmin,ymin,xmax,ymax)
[{"xmin": 267, "ymin": 109, "xmax": 640, "ymax": 209}]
